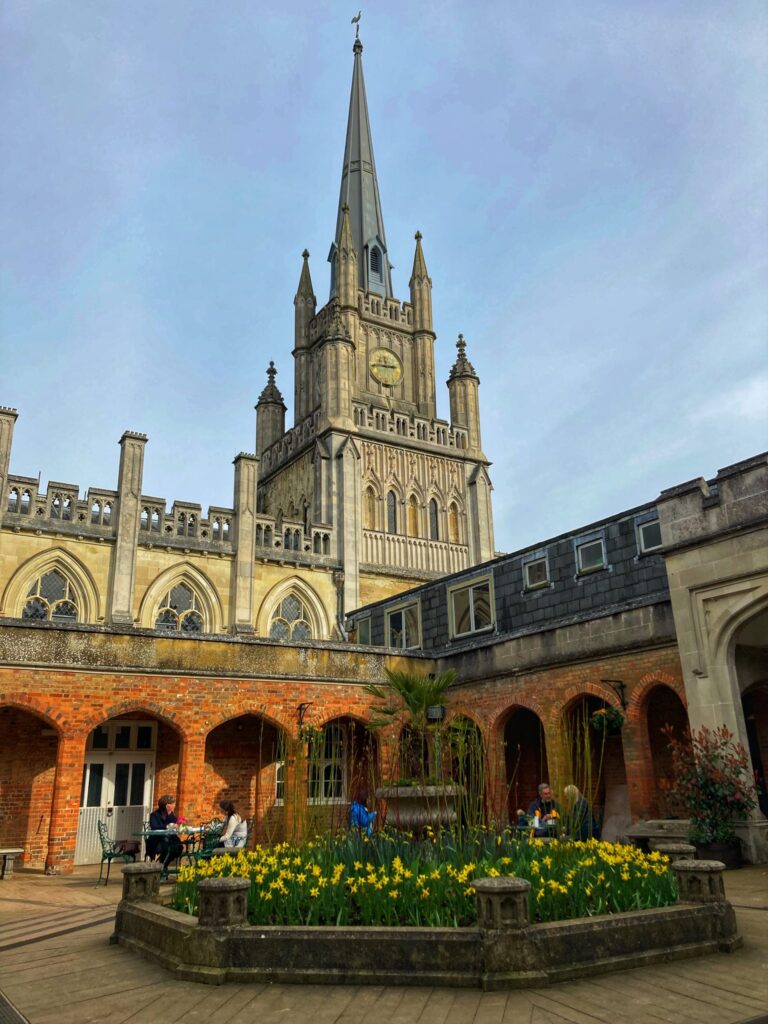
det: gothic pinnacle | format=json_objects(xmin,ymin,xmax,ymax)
[
  {"xmin": 409, "ymin": 229, "xmax": 429, "ymax": 284},
  {"xmin": 449, "ymin": 333, "xmax": 478, "ymax": 380},
  {"xmin": 257, "ymin": 360, "xmax": 286, "ymax": 406},
  {"xmin": 295, "ymin": 249, "xmax": 316, "ymax": 301}
]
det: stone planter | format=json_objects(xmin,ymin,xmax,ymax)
[
  {"xmin": 695, "ymin": 840, "xmax": 742, "ymax": 870},
  {"xmin": 375, "ymin": 784, "xmax": 463, "ymax": 833}
]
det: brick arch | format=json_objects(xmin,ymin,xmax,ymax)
[
  {"xmin": 0, "ymin": 692, "xmax": 69, "ymax": 736},
  {"xmin": 627, "ymin": 674, "xmax": 686, "ymax": 725},
  {"xmin": 316, "ymin": 710, "xmax": 373, "ymax": 731},
  {"xmin": 560, "ymin": 682, "xmax": 622, "ymax": 718},
  {"xmin": 79, "ymin": 699, "xmax": 189, "ymax": 740},
  {"xmin": 490, "ymin": 696, "xmax": 551, "ymax": 739},
  {"xmin": 203, "ymin": 706, "xmax": 292, "ymax": 741},
  {"xmin": 446, "ymin": 706, "xmax": 486, "ymax": 734}
]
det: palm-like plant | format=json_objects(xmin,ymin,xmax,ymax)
[{"xmin": 364, "ymin": 668, "xmax": 456, "ymax": 733}]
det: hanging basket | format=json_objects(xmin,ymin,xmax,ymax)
[{"xmin": 590, "ymin": 707, "xmax": 624, "ymax": 736}]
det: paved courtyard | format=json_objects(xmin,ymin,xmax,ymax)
[{"xmin": 0, "ymin": 864, "xmax": 766, "ymax": 1024}]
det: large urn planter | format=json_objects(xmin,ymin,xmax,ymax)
[
  {"xmin": 376, "ymin": 784, "xmax": 464, "ymax": 833},
  {"xmin": 694, "ymin": 840, "xmax": 742, "ymax": 870}
]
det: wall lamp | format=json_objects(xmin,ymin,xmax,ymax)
[{"xmin": 296, "ymin": 702, "xmax": 314, "ymax": 727}]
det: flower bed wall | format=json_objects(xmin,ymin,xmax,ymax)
[{"xmin": 113, "ymin": 861, "xmax": 741, "ymax": 989}]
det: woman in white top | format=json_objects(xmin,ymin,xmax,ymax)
[{"xmin": 218, "ymin": 800, "xmax": 248, "ymax": 849}]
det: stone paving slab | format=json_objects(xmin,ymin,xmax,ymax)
[{"xmin": 0, "ymin": 865, "xmax": 766, "ymax": 1023}]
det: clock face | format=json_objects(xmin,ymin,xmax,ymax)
[{"xmin": 369, "ymin": 348, "xmax": 403, "ymax": 386}]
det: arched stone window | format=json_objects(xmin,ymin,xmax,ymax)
[
  {"xmin": 407, "ymin": 495, "xmax": 419, "ymax": 537},
  {"xmin": 51, "ymin": 495, "xmax": 61, "ymax": 519},
  {"xmin": 448, "ymin": 502, "xmax": 460, "ymax": 544},
  {"xmin": 176, "ymin": 513, "xmax": 186, "ymax": 537},
  {"xmin": 364, "ymin": 486, "xmax": 377, "ymax": 530},
  {"xmin": 20, "ymin": 490, "xmax": 30, "ymax": 514},
  {"xmin": 91, "ymin": 501, "xmax": 101, "ymax": 524},
  {"xmin": 102, "ymin": 503, "xmax": 111, "ymax": 526},
  {"xmin": 429, "ymin": 498, "xmax": 439, "ymax": 541},
  {"xmin": 387, "ymin": 491, "xmax": 398, "ymax": 534},
  {"xmin": 154, "ymin": 582, "xmax": 204, "ymax": 633},
  {"xmin": 186, "ymin": 514, "xmax": 196, "ymax": 538},
  {"xmin": 7, "ymin": 488, "xmax": 19, "ymax": 513},
  {"xmin": 23, "ymin": 569, "xmax": 78, "ymax": 622},
  {"xmin": 269, "ymin": 593, "xmax": 312, "ymax": 642},
  {"xmin": 140, "ymin": 508, "xmax": 149, "ymax": 530},
  {"xmin": 151, "ymin": 509, "xmax": 160, "ymax": 533}
]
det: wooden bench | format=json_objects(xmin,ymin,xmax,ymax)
[{"xmin": 0, "ymin": 848, "xmax": 24, "ymax": 879}]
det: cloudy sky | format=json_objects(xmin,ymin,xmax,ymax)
[{"xmin": 2, "ymin": 1, "xmax": 766, "ymax": 553}]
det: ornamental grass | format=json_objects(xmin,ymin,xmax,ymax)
[{"xmin": 171, "ymin": 829, "xmax": 676, "ymax": 927}]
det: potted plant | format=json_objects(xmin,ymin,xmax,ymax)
[
  {"xmin": 364, "ymin": 669, "xmax": 463, "ymax": 832},
  {"xmin": 664, "ymin": 723, "xmax": 757, "ymax": 868}
]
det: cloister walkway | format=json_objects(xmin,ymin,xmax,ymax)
[{"xmin": 0, "ymin": 864, "xmax": 766, "ymax": 1024}]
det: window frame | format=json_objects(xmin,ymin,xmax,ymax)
[
  {"xmin": 356, "ymin": 616, "xmax": 372, "ymax": 645},
  {"xmin": 385, "ymin": 600, "xmax": 422, "ymax": 650},
  {"xmin": 85, "ymin": 720, "xmax": 157, "ymax": 753},
  {"xmin": 637, "ymin": 519, "xmax": 663, "ymax": 553},
  {"xmin": 307, "ymin": 723, "xmax": 348, "ymax": 805},
  {"xmin": 523, "ymin": 555, "xmax": 550, "ymax": 591},
  {"xmin": 447, "ymin": 574, "xmax": 495, "ymax": 640},
  {"xmin": 575, "ymin": 537, "xmax": 607, "ymax": 575}
]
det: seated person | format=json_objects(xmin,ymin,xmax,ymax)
[
  {"xmin": 349, "ymin": 787, "xmax": 377, "ymax": 837},
  {"xmin": 563, "ymin": 785, "xmax": 601, "ymax": 841},
  {"xmin": 147, "ymin": 794, "xmax": 184, "ymax": 868},
  {"xmin": 217, "ymin": 800, "xmax": 248, "ymax": 851},
  {"xmin": 517, "ymin": 782, "xmax": 559, "ymax": 830}
]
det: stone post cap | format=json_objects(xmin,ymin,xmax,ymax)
[
  {"xmin": 473, "ymin": 877, "xmax": 531, "ymax": 896},
  {"xmin": 122, "ymin": 862, "xmax": 163, "ymax": 876},
  {"xmin": 673, "ymin": 859, "xmax": 725, "ymax": 873},
  {"xmin": 198, "ymin": 877, "xmax": 251, "ymax": 894},
  {"xmin": 120, "ymin": 862, "xmax": 162, "ymax": 903}
]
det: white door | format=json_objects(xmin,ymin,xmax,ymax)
[{"xmin": 75, "ymin": 755, "xmax": 153, "ymax": 864}]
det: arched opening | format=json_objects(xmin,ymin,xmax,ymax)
[
  {"xmin": 564, "ymin": 695, "xmax": 628, "ymax": 841},
  {"xmin": 269, "ymin": 592, "xmax": 312, "ymax": 641},
  {"xmin": 364, "ymin": 486, "xmax": 377, "ymax": 531},
  {"xmin": 306, "ymin": 718, "xmax": 378, "ymax": 835},
  {"xmin": 503, "ymin": 707, "xmax": 548, "ymax": 822},
  {"xmin": 448, "ymin": 502, "xmax": 459, "ymax": 544},
  {"xmin": 75, "ymin": 712, "xmax": 181, "ymax": 865},
  {"xmin": 645, "ymin": 684, "xmax": 689, "ymax": 817},
  {"xmin": 154, "ymin": 581, "xmax": 205, "ymax": 633},
  {"xmin": 204, "ymin": 714, "xmax": 286, "ymax": 845},
  {"xmin": 733, "ymin": 606, "xmax": 768, "ymax": 817},
  {"xmin": 447, "ymin": 716, "xmax": 487, "ymax": 829},
  {"xmin": 0, "ymin": 706, "xmax": 59, "ymax": 869},
  {"xmin": 429, "ymin": 498, "xmax": 439, "ymax": 541},
  {"xmin": 22, "ymin": 567, "xmax": 79, "ymax": 622}
]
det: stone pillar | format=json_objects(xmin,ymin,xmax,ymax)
[
  {"xmin": 177, "ymin": 735, "xmax": 206, "ymax": 826},
  {"xmin": 45, "ymin": 735, "xmax": 86, "ymax": 874},
  {"xmin": 109, "ymin": 431, "xmax": 147, "ymax": 626},
  {"xmin": 121, "ymin": 862, "xmax": 163, "ymax": 903},
  {"xmin": 467, "ymin": 463, "xmax": 495, "ymax": 564},
  {"xmin": 198, "ymin": 877, "xmax": 250, "ymax": 928},
  {"xmin": 672, "ymin": 860, "xmax": 727, "ymax": 903},
  {"xmin": 0, "ymin": 406, "xmax": 18, "ymax": 518},
  {"xmin": 333, "ymin": 434, "xmax": 361, "ymax": 615},
  {"xmin": 474, "ymin": 877, "xmax": 540, "ymax": 988},
  {"xmin": 230, "ymin": 453, "xmax": 259, "ymax": 634}
]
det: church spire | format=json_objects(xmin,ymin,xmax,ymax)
[{"xmin": 329, "ymin": 35, "xmax": 393, "ymax": 300}]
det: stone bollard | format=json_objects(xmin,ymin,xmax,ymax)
[
  {"xmin": 672, "ymin": 860, "xmax": 726, "ymax": 903},
  {"xmin": 652, "ymin": 842, "xmax": 697, "ymax": 863},
  {"xmin": 121, "ymin": 862, "xmax": 163, "ymax": 903},
  {"xmin": 474, "ymin": 877, "xmax": 542, "ymax": 989},
  {"xmin": 474, "ymin": 877, "xmax": 531, "ymax": 931},
  {"xmin": 197, "ymin": 877, "xmax": 250, "ymax": 928}
]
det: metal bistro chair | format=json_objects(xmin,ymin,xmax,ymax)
[
  {"xmin": 186, "ymin": 818, "xmax": 224, "ymax": 867},
  {"xmin": 96, "ymin": 820, "xmax": 137, "ymax": 885}
]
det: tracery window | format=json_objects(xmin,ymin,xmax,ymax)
[
  {"xmin": 429, "ymin": 498, "xmax": 439, "ymax": 541},
  {"xmin": 387, "ymin": 491, "xmax": 397, "ymax": 534},
  {"xmin": 269, "ymin": 593, "xmax": 312, "ymax": 641},
  {"xmin": 154, "ymin": 582, "xmax": 204, "ymax": 633},
  {"xmin": 7, "ymin": 488, "xmax": 19, "ymax": 513},
  {"xmin": 23, "ymin": 569, "xmax": 78, "ymax": 622}
]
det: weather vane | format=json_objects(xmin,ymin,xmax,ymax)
[{"xmin": 351, "ymin": 10, "xmax": 362, "ymax": 39}]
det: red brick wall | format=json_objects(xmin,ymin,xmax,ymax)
[{"xmin": 0, "ymin": 707, "xmax": 58, "ymax": 867}]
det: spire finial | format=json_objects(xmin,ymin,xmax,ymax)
[
  {"xmin": 267, "ymin": 360, "xmax": 277, "ymax": 383},
  {"xmin": 302, "ymin": 249, "xmax": 310, "ymax": 260},
  {"xmin": 415, "ymin": 230, "xmax": 422, "ymax": 241},
  {"xmin": 448, "ymin": 333, "xmax": 478, "ymax": 381},
  {"xmin": 351, "ymin": 10, "xmax": 362, "ymax": 42},
  {"xmin": 457, "ymin": 334, "xmax": 466, "ymax": 356}
]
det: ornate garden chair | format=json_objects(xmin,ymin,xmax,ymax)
[{"xmin": 97, "ymin": 820, "xmax": 137, "ymax": 885}]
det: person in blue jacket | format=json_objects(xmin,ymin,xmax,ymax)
[{"xmin": 349, "ymin": 786, "xmax": 377, "ymax": 836}]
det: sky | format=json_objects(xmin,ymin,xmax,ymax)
[{"xmin": 1, "ymin": 1, "xmax": 766, "ymax": 554}]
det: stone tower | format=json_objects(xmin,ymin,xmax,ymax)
[{"xmin": 257, "ymin": 35, "xmax": 495, "ymax": 614}]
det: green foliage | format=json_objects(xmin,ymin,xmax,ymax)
[
  {"xmin": 665, "ymin": 724, "xmax": 757, "ymax": 844},
  {"xmin": 364, "ymin": 668, "xmax": 457, "ymax": 733},
  {"xmin": 171, "ymin": 829, "xmax": 676, "ymax": 927}
]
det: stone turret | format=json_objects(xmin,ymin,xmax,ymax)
[
  {"xmin": 317, "ymin": 303, "xmax": 355, "ymax": 433},
  {"xmin": 109, "ymin": 431, "xmax": 147, "ymax": 625},
  {"xmin": 293, "ymin": 250, "xmax": 316, "ymax": 424},
  {"xmin": 0, "ymin": 407, "xmax": 18, "ymax": 519},
  {"xmin": 410, "ymin": 231, "xmax": 436, "ymax": 419},
  {"xmin": 447, "ymin": 334, "xmax": 483, "ymax": 455},
  {"xmin": 255, "ymin": 362, "xmax": 286, "ymax": 458},
  {"xmin": 333, "ymin": 205, "xmax": 358, "ymax": 310}
]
